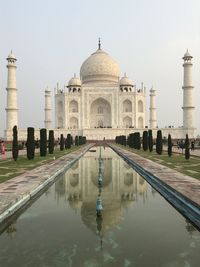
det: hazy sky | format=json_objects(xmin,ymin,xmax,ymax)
[{"xmin": 0, "ymin": 0, "xmax": 200, "ymax": 137}]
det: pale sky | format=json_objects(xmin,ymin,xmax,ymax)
[{"xmin": 0, "ymin": 0, "xmax": 200, "ymax": 137}]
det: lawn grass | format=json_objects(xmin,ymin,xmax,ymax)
[
  {"xmin": 116, "ymin": 144, "xmax": 200, "ymax": 180},
  {"xmin": 0, "ymin": 146, "xmax": 84, "ymax": 183}
]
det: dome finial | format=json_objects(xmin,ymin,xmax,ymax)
[{"xmin": 98, "ymin": 37, "xmax": 101, "ymax": 50}]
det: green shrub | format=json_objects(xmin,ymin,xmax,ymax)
[
  {"xmin": 185, "ymin": 134, "xmax": 190, "ymax": 160},
  {"xmin": 156, "ymin": 130, "xmax": 163, "ymax": 155},
  {"xmin": 48, "ymin": 130, "xmax": 54, "ymax": 154},
  {"xmin": 142, "ymin": 131, "xmax": 148, "ymax": 151},
  {"xmin": 40, "ymin": 128, "xmax": 47, "ymax": 156},
  {"xmin": 12, "ymin": 125, "xmax": 18, "ymax": 161},
  {"xmin": 60, "ymin": 134, "xmax": 64, "ymax": 151},
  {"xmin": 75, "ymin": 135, "xmax": 79, "ymax": 146},
  {"xmin": 167, "ymin": 134, "xmax": 172, "ymax": 157},
  {"xmin": 27, "ymin": 127, "xmax": 35, "ymax": 160},
  {"xmin": 148, "ymin": 130, "xmax": 153, "ymax": 152}
]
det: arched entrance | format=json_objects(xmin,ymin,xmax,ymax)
[{"xmin": 90, "ymin": 98, "xmax": 111, "ymax": 128}]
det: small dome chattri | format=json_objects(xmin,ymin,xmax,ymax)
[
  {"xmin": 7, "ymin": 51, "xmax": 17, "ymax": 60},
  {"xmin": 68, "ymin": 74, "xmax": 81, "ymax": 87},
  {"xmin": 119, "ymin": 73, "xmax": 133, "ymax": 86},
  {"xmin": 183, "ymin": 49, "xmax": 193, "ymax": 59}
]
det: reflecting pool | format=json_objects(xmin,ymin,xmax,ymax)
[{"xmin": 0, "ymin": 147, "xmax": 200, "ymax": 267}]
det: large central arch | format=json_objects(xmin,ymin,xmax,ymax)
[{"xmin": 90, "ymin": 98, "xmax": 111, "ymax": 128}]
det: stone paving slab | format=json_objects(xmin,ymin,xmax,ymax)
[
  {"xmin": 110, "ymin": 144, "xmax": 200, "ymax": 229},
  {"xmin": 0, "ymin": 144, "xmax": 93, "ymax": 224}
]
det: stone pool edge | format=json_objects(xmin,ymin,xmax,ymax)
[
  {"xmin": 109, "ymin": 144, "xmax": 200, "ymax": 230},
  {"xmin": 0, "ymin": 144, "xmax": 93, "ymax": 225}
]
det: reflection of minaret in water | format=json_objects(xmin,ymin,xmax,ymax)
[{"xmin": 96, "ymin": 146, "xmax": 104, "ymax": 248}]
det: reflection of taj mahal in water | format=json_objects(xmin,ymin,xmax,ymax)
[{"xmin": 55, "ymin": 147, "xmax": 148, "ymax": 234}]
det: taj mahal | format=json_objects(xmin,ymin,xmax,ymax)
[{"xmin": 4, "ymin": 40, "xmax": 197, "ymax": 140}]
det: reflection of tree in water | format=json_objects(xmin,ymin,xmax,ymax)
[
  {"xmin": 185, "ymin": 220, "xmax": 198, "ymax": 236},
  {"xmin": 55, "ymin": 176, "xmax": 66, "ymax": 196},
  {"xmin": 124, "ymin": 163, "xmax": 131, "ymax": 170},
  {"xmin": 71, "ymin": 161, "xmax": 79, "ymax": 170},
  {"xmin": 6, "ymin": 222, "xmax": 17, "ymax": 239}
]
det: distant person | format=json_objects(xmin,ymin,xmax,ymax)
[
  {"xmin": 0, "ymin": 141, "xmax": 5, "ymax": 155},
  {"xmin": 191, "ymin": 141, "xmax": 195, "ymax": 151}
]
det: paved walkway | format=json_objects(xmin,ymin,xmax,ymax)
[
  {"xmin": 110, "ymin": 144, "xmax": 200, "ymax": 229},
  {"xmin": 0, "ymin": 144, "xmax": 93, "ymax": 225}
]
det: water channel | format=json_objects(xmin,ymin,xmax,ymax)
[{"xmin": 0, "ymin": 147, "xmax": 200, "ymax": 267}]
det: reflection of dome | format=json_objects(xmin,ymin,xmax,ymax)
[
  {"xmin": 81, "ymin": 200, "xmax": 123, "ymax": 234},
  {"xmin": 68, "ymin": 74, "xmax": 81, "ymax": 87},
  {"xmin": 80, "ymin": 48, "xmax": 120, "ymax": 84},
  {"xmin": 91, "ymin": 159, "xmax": 112, "ymax": 187},
  {"xmin": 119, "ymin": 74, "xmax": 133, "ymax": 86}
]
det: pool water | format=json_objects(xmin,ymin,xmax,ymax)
[{"xmin": 0, "ymin": 147, "xmax": 200, "ymax": 267}]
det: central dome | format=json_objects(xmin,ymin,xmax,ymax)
[{"xmin": 80, "ymin": 48, "xmax": 120, "ymax": 84}]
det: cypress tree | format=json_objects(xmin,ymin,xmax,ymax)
[
  {"xmin": 70, "ymin": 135, "xmax": 73, "ymax": 146},
  {"xmin": 60, "ymin": 134, "xmax": 64, "ymax": 151},
  {"xmin": 185, "ymin": 134, "xmax": 190, "ymax": 160},
  {"xmin": 12, "ymin": 125, "xmax": 18, "ymax": 161},
  {"xmin": 142, "ymin": 131, "xmax": 148, "ymax": 151},
  {"xmin": 83, "ymin": 136, "xmax": 86, "ymax": 144},
  {"xmin": 79, "ymin": 136, "xmax": 82, "ymax": 145},
  {"xmin": 66, "ymin": 134, "xmax": 71, "ymax": 149},
  {"xmin": 40, "ymin": 128, "xmax": 47, "ymax": 156},
  {"xmin": 75, "ymin": 135, "xmax": 79, "ymax": 146},
  {"xmin": 129, "ymin": 133, "xmax": 134, "ymax": 148},
  {"xmin": 127, "ymin": 135, "xmax": 130, "ymax": 147},
  {"xmin": 48, "ymin": 130, "xmax": 54, "ymax": 154},
  {"xmin": 27, "ymin": 127, "xmax": 35, "ymax": 160},
  {"xmin": 156, "ymin": 130, "xmax": 163, "ymax": 155},
  {"xmin": 148, "ymin": 130, "xmax": 153, "ymax": 152},
  {"xmin": 137, "ymin": 132, "xmax": 141, "ymax": 150},
  {"xmin": 167, "ymin": 134, "xmax": 172, "ymax": 157}
]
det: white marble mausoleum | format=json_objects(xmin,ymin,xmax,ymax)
[{"xmin": 4, "ymin": 41, "xmax": 197, "ymax": 140}]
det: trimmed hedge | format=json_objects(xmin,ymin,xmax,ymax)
[
  {"xmin": 60, "ymin": 134, "xmax": 64, "ymax": 151},
  {"xmin": 12, "ymin": 125, "xmax": 18, "ymax": 161},
  {"xmin": 48, "ymin": 130, "xmax": 54, "ymax": 154},
  {"xmin": 156, "ymin": 130, "xmax": 163, "ymax": 155},
  {"xmin": 148, "ymin": 130, "xmax": 153, "ymax": 152},
  {"xmin": 167, "ymin": 134, "xmax": 172, "ymax": 157},
  {"xmin": 142, "ymin": 131, "xmax": 148, "ymax": 151},
  {"xmin": 27, "ymin": 127, "xmax": 35, "ymax": 160},
  {"xmin": 185, "ymin": 134, "xmax": 190, "ymax": 160},
  {"xmin": 40, "ymin": 128, "xmax": 47, "ymax": 156}
]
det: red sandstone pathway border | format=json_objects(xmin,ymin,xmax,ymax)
[{"xmin": 109, "ymin": 144, "xmax": 200, "ymax": 230}]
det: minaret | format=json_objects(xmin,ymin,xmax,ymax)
[
  {"xmin": 5, "ymin": 51, "xmax": 18, "ymax": 130},
  {"xmin": 44, "ymin": 87, "xmax": 52, "ymax": 129},
  {"xmin": 149, "ymin": 87, "xmax": 157, "ymax": 128},
  {"xmin": 182, "ymin": 50, "xmax": 195, "ymax": 129}
]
